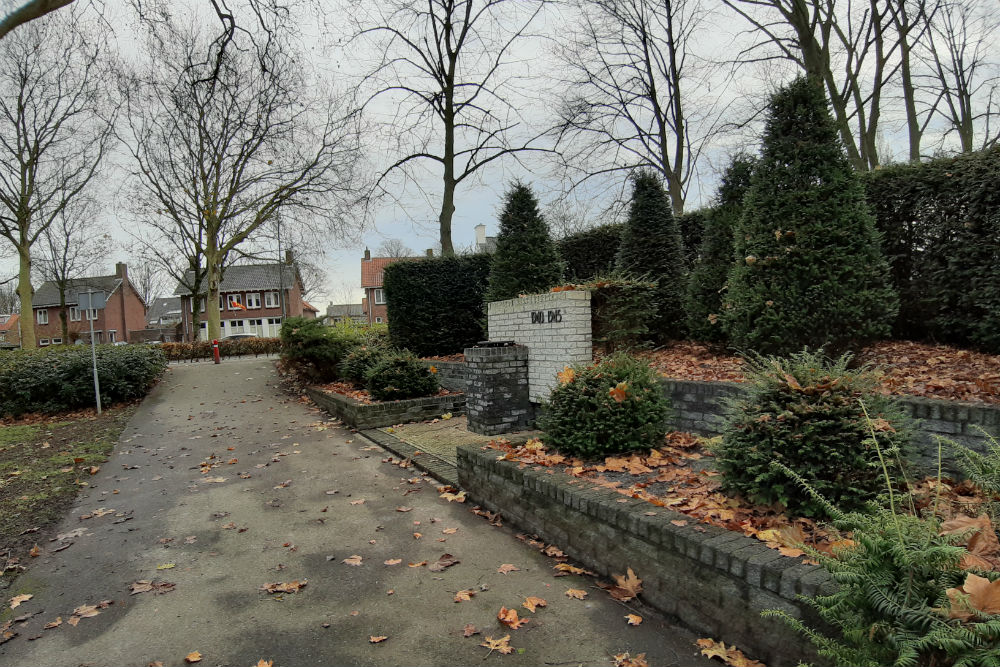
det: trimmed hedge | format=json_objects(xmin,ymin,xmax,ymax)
[
  {"xmin": 161, "ymin": 337, "xmax": 281, "ymax": 361},
  {"xmin": 864, "ymin": 147, "xmax": 1000, "ymax": 352},
  {"xmin": 0, "ymin": 345, "xmax": 167, "ymax": 416},
  {"xmin": 676, "ymin": 209, "xmax": 709, "ymax": 267},
  {"xmin": 558, "ymin": 224, "xmax": 623, "ymax": 281},
  {"xmin": 280, "ymin": 317, "xmax": 362, "ymax": 381},
  {"xmin": 383, "ymin": 254, "xmax": 492, "ymax": 357},
  {"xmin": 364, "ymin": 351, "xmax": 440, "ymax": 401}
]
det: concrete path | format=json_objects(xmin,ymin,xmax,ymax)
[{"xmin": 0, "ymin": 359, "xmax": 714, "ymax": 667}]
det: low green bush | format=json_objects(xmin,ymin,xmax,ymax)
[
  {"xmin": 364, "ymin": 352, "xmax": 440, "ymax": 401},
  {"xmin": 0, "ymin": 344, "xmax": 167, "ymax": 416},
  {"xmin": 540, "ymin": 352, "xmax": 670, "ymax": 458},
  {"xmin": 280, "ymin": 317, "xmax": 362, "ymax": 381},
  {"xmin": 161, "ymin": 337, "xmax": 281, "ymax": 361},
  {"xmin": 713, "ymin": 350, "xmax": 911, "ymax": 518},
  {"xmin": 586, "ymin": 275, "xmax": 657, "ymax": 352},
  {"xmin": 339, "ymin": 345, "xmax": 392, "ymax": 384}
]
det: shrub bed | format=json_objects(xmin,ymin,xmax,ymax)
[
  {"xmin": 0, "ymin": 345, "xmax": 167, "ymax": 416},
  {"xmin": 281, "ymin": 317, "xmax": 362, "ymax": 381},
  {"xmin": 365, "ymin": 352, "xmax": 440, "ymax": 401},
  {"xmin": 161, "ymin": 337, "xmax": 282, "ymax": 361}
]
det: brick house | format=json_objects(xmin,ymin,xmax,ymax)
[
  {"xmin": 0, "ymin": 313, "xmax": 20, "ymax": 349},
  {"xmin": 31, "ymin": 263, "xmax": 147, "ymax": 346},
  {"xmin": 361, "ymin": 249, "xmax": 418, "ymax": 326},
  {"xmin": 175, "ymin": 257, "xmax": 312, "ymax": 341}
]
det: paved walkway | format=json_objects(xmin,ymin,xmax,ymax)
[{"xmin": 0, "ymin": 359, "xmax": 713, "ymax": 667}]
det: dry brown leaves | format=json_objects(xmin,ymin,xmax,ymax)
[
  {"xmin": 612, "ymin": 652, "xmax": 648, "ymax": 667},
  {"xmin": 940, "ymin": 514, "xmax": 1000, "ymax": 570},
  {"xmin": 497, "ymin": 563, "xmax": 519, "ymax": 575},
  {"xmin": 318, "ymin": 381, "xmax": 374, "ymax": 404},
  {"xmin": 696, "ymin": 638, "xmax": 766, "ymax": 667},
  {"xmin": 260, "ymin": 580, "xmax": 307, "ymax": 594},
  {"xmin": 522, "ymin": 596, "xmax": 547, "ymax": 613},
  {"xmin": 130, "ymin": 580, "xmax": 176, "ymax": 595},
  {"xmin": 639, "ymin": 340, "xmax": 1000, "ymax": 405},
  {"xmin": 947, "ymin": 573, "xmax": 1000, "ymax": 621},
  {"xmin": 497, "ymin": 606, "xmax": 528, "ymax": 629},
  {"xmin": 481, "ymin": 634, "xmax": 513, "ymax": 655},
  {"xmin": 427, "ymin": 553, "xmax": 460, "ymax": 572}
]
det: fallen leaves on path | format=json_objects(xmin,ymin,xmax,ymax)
[
  {"xmin": 522, "ymin": 596, "xmax": 547, "ymax": 613},
  {"xmin": 67, "ymin": 600, "xmax": 112, "ymax": 626},
  {"xmin": 454, "ymin": 589, "xmax": 476, "ymax": 602},
  {"xmin": 939, "ymin": 514, "xmax": 1000, "ymax": 571},
  {"xmin": 696, "ymin": 638, "xmax": 766, "ymax": 667},
  {"xmin": 565, "ymin": 588, "xmax": 588, "ymax": 599},
  {"xmin": 260, "ymin": 580, "xmax": 307, "ymax": 594},
  {"xmin": 481, "ymin": 635, "xmax": 513, "ymax": 655},
  {"xmin": 554, "ymin": 563, "xmax": 594, "ymax": 576},
  {"xmin": 463, "ymin": 623, "xmax": 479, "ymax": 637},
  {"xmin": 44, "ymin": 617, "xmax": 62, "ymax": 629},
  {"xmin": 497, "ymin": 607, "xmax": 528, "ymax": 629},
  {"xmin": 384, "ymin": 558, "xmax": 402, "ymax": 566},
  {"xmin": 612, "ymin": 652, "xmax": 648, "ymax": 667},
  {"xmin": 440, "ymin": 490, "xmax": 466, "ymax": 503},
  {"xmin": 625, "ymin": 614, "xmax": 643, "ymax": 626},
  {"xmin": 350, "ymin": 499, "xmax": 365, "ymax": 505},
  {"xmin": 408, "ymin": 560, "xmax": 427, "ymax": 568},
  {"xmin": 256, "ymin": 660, "xmax": 273, "ymax": 667},
  {"xmin": 607, "ymin": 568, "xmax": 643, "ymax": 601},
  {"xmin": 497, "ymin": 563, "xmax": 519, "ymax": 575},
  {"xmin": 369, "ymin": 635, "xmax": 388, "ymax": 643},
  {"xmin": 130, "ymin": 580, "xmax": 176, "ymax": 595},
  {"xmin": 202, "ymin": 477, "xmax": 226, "ymax": 483},
  {"xmin": 343, "ymin": 555, "xmax": 363, "ymax": 566},
  {"xmin": 9, "ymin": 594, "xmax": 32, "ymax": 609},
  {"xmin": 428, "ymin": 553, "xmax": 460, "ymax": 572},
  {"xmin": 156, "ymin": 563, "xmax": 176, "ymax": 570},
  {"xmin": 184, "ymin": 651, "xmax": 202, "ymax": 663}
]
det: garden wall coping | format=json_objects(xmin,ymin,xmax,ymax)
[{"xmin": 305, "ymin": 387, "xmax": 465, "ymax": 430}]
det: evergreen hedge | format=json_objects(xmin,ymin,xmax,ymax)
[
  {"xmin": 616, "ymin": 172, "xmax": 688, "ymax": 341},
  {"xmin": 722, "ymin": 77, "xmax": 897, "ymax": 356},
  {"xmin": 864, "ymin": 147, "xmax": 1000, "ymax": 353},
  {"xmin": 0, "ymin": 345, "xmax": 167, "ymax": 416},
  {"xmin": 486, "ymin": 182, "xmax": 563, "ymax": 302},
  {"xmin": 676, "ymin": 209, "xmax": 710, "ymax": 266},
  {"xmin": 557, "ymin": 224, "xmax": 622, "ymax": 281},
  {"xmin": 383, "ymin": 254, "xmax": 492, "ymax": 357}
]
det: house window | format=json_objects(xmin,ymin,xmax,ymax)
[
  {"xmin": 37, "ymin": 309, "xmax": 48, "ymax": 325},
  {"xmin": 39, "ymin": 338, "xmax": 49, "ymax": 346},
  {"xmin": 373, "ymin": 288, "xmax": 386, "ymax": 305},
  {"xmin": 265, "ymin": 292, "xmax": 280, "ymax": 308},
  {"xmin": 108, "ymin": 331, "xmax": 116, "ymax": 343},
  {"xmin": 230, "ymin": 319, "xmax": 245, "ymax": 333},
  {"xmin": 219, "ymin": 295, "xmax": 224, "ymax": 310},
  {"xmin": 227, "ymin": 294, "xmax": 245, "ymax": 311},
  {"xmin": 52, "ymin": 337, "xmax": 62, "ymax": 345},
  {"xmin": 191, "ymin": 298, "xmax": 207, "ymax": 313},
  {"xmin": 245, "ymin": 293, "xmax": 260, "ymax": 309},
  {"xmin": 87, "ymin": 308, "xmax": 98, "ymax": 321},
  {"xmin": 375, "ymin": 316, "xmax": 383, "ymax": 324},
  {"xmin": 69, "ymin": 306, "xmax": 81, "ymax": 322},
  {"xmin": 200, "ymin": 322, "xmax": 207, "ymax": 329}
]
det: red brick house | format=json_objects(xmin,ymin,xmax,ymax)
[
  {"xmin": 175, "ymin": 257, "xmax": 312, "ymax": 341},
  {"xmin": 0, "ymin": 313, "xmax": 20, "ymax": 349},
  {"xmin": 31, "ymin": 263, "xmax": 147, "ymax": 346},
  {"xmin": 361, "ymin": 249, "xmax": 412, "ymax": 325}
]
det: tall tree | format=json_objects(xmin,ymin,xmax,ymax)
[
  {"xmin": 615, "ymin": 171, "xmax": 687, "ymax": 340},
  {"xmin": 129, "ymin": 263, "xmax": 165, "ymax": 309},
  {"xmin": 485, "ymin": 182, "xmax": 562, "ymax": 302},
  {"xmin": 555, "ymin": 0, "xmax": 721, "ymax": 214},
  {"xmin": 122, "ymin": 15, "xmax": 365, "ymax": 341},
  {"xmin": 722, "ymin": 77, "xmax": 896, "ymax": 355},
  {"xmin": 353, "ymin": 0, "xmax": 548, "ymax": 256},
  {"xmin": 0, "ymin": 10, "xmax": 113, "ymax": 348},
  {"xmin": 32, "ymin": 198, "xmax": 108, "ymax": 342},
  {"xmin": 376, "ymin": 239, "xmax": 413, "ymax": 258}
]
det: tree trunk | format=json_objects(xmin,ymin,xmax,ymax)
[
  {"xmin": 439, "ymin": 107, "xmax": 456, "ymax": 257},
  {"xmin": 17, "ymin": 245, "xmax": 35, "ymax": 349},
  {"xmin": 204, "ymin": 246, "xmax": 222, "ymax": 342}
]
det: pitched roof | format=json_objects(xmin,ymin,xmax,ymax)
[
  {"xmin": 302, "ymin": 301, "xmax": 319, "ymax": 313},
  {"xmin": 361, "ymin": 257, "xmax": 409, "ymax": 288},
  {"xmin": 33, "ymin": 276, "xmax": 122, "ymax": 308},
  {"xmin": 327, "ymin": 303, "xmax": 364, "ymax": 317},
  {"xmin": 173, "ymin": 263, "xmax": 299, "ymax": 296},
  {"xmin": 147, "ymin": 296, "xmax": 183, "ymax": 322},
  {"xmin": 0, "ymin": 313, "xmax": 18, "ymax": 332}
]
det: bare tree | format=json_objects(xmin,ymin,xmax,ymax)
[
  {"xmin": 0, "ymin": 279, "xmax": 18, "ymax": 313},
  {"xmin": 376, "ymin": 239, "xmax": 413, "ymax": 258},
  {"xmin": 353, "ymin": 0, "xmax": 549, "ymax": 256},
  {"xmin": 887, "ymin": 0, "xmax": 942, "ymax": 162},
  {"xmin": 0, "ymin": 10, "xmax": 114, "ymax": 348},
  {"xmin": 129, "ymin": 262, "xmax": 166, "ymax": 309},
  {"xmin": 554, "ymin": 0, "xmax": 722, "ymax": 214},
  {"xmin": 32, "ymin": 197, "xmax": 108, "ymax": 342},
  {"xmin": 918, "ymin": 0, "xmax": 1000, "ymax": 152},
  {"xmin": 121, "ymin": 14, "xmax": 366, "ymax": 341}
]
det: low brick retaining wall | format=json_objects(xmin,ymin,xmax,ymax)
[
  {"xmin": 663, "ymin": 379, "xmax": 1000, "ymax": 473},
  {"xmin": 418, "ymin": 360, "xmax": 469, "ymax": 393},
  {"xmin": 458, "ymin": 445, "xmax": 828, "ymax": 667},
  {"xmin": 306, "ymin": 387, "xmax": 465, "ymax": 429}
]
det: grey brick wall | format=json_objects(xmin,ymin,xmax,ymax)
[
  {"xmin": 464, "ymin": 344, "xmax": 532, "ymax": 435},
  {"xmin": 306, "ymin": 387, "xmax": 465, "ymax": 429},
  {"xmin": 418, "ymin": 360, "xmax": 469, "ymax": 393},
  {"xmin": 662, "ymin": 378, "xmax": 1000, "ymax": 475},
  {"xmin": 457, "ymin": 445, "xmax": 828, "ymax": 667},
  {"xmin": 487, "ymin": 291, "xmax": 592, "ymax": 402}
]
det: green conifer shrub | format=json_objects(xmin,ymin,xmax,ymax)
[
  {"xmin": 615, "ymin": 172, "xmax": 687, "ymax": 341},
  {"xmin": 364, "ymin": 352, "xmax": 439, "ymax": 401},
  {"xmin": 557, "ymin": 223, "xmax": 622, "ymax": 281},
  {"xmin": 722, "ymin": 76, "xmax": 897, "ymax": 356},
  {"xmin": 540, "ymin": 352, "xmax": 670, "ymax": 458},
  {"xmin": 713, "ymin": 349, "xmax": 911, "ymax": 518},
  {"xmin": 485, "ymin": 182, "xmax": 563, "ymax": 303},
  {"xmin": 685, "ymin": 155, "xmax": 755, "ymax": 344}
]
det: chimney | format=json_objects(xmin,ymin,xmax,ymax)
[
  {"xmin": 363, "ymin": 247, "xmax": 371, "ymax": 261},
  {"xmin": 425, "ymin": 248, "xmax": 434, "ymax": 257},
  {"xmin": 115, "ymin": 262, "xmax": 128, "ymax": 279},
  {"xmin": 285, "ymin": 250, "xmax": 294, "ymax": 264},
  {"xmin": 474, "ymin": 224, "xmax": 486, "ymax": 249}
]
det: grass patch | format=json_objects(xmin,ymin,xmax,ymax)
[{"xmin": 0, "ymin": 406, "xmax": 136, "ymax": 564}]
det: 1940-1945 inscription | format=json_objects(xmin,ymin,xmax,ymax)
[{"xmin": 530, "ymin": 309, "xmax": 562, "ymax": 324}]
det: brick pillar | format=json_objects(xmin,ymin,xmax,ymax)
[{"xmin": 465, "ymin": 342, "xmax": 532, "ymax": 436}]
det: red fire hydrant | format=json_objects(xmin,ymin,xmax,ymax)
[{"xmin": 212, "ymin": 339, "xmax": 221, "ymax": 364}]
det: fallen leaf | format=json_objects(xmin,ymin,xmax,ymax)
[
  {"xmin": 609, "ymin": 382, "xmax": 628, "ymax": 403},
  {"xmin": 440, "ymin": 490, "xmax": 466, "ymax": 503},
  {"xmin": 384, "ymin": 559, "xmax": 402, "ymax": 566},
  {"xmin": 28, "ymin": 544, "xmax": 40, "ymax": 557},
  {"xmin": 9, "ymin": 594, "xmax": 32, "ymax": 609},
  {"xmin": 256, "ymin": 661, "xmax": 273, "ymax": 667},
  {"xmin": 260, "ymin": 580, "xmax": 307, "ymax": 594},
  {"xmin": 184, "ymin": 651, "xmax": 202, "ymax": 663},
  {"xmin": 609, "ymin": 568, "xmax": 643, "ymax": 601},
  {"xmin": 947, "ymin": 573, "xmax": 1000, "ymax": 621},
  {"xmin": 369, "ymin": 635, "xmax": 388, "ymax": 643},
  {"xmin": 625, "ymin": 614, "xmax": 643, "ymax": 626},
  {"xmin": 157, "ymin": 563, "xmax": 176, "ymax": 570},
  {"xmin": 202, "ymin": 477, "xmax": 226, "ymax": 483},
  {"xmin": 428, "ymin": 553, "xmax": 460, "ymax": 572},
  {"xmin": 613, "ymin": 652, "xmax": 648, "ymax": 667},
  {"xmin": 408, "ymin": 561, "xmax": 427, "ymax": 568},
  {"xmin": 454, "ymin": 589, "xmax": 476, "ymax": 602},
  {"xmin": 44, "ymin": 617, "xmax": 62, "ymax": 629},
  {"xmin": 480, "ymin": 635, "xmax": 513, "ymax": 655},
  {"xmin": 565, "ymin": 588, "xmax": 587, "ymax": 599},
  {"xmin": 497, "ymin": 563, "xmax": 519, "ymax": 575},
  {"xmin": 413, "ymin": 532, "xmax": 422, "ymax": 539},
  {"xmin": 553, "ymin": 563, "xmax": 592, "ymax": 575},
  {"xmin": 350, "ymin": 499, "xmax": 365, "ymax": 505},
  {"xmin": 463, "ymin": 623, "xmax": 479, "ymax": 637},
  {"xmin": 497, "ymin": 606, "xmax": 528, "ymax": 629},
  {"xmin": 522, "ymin": 596, "xmax": 547, "ymax": 613},
  {"xmin": 66, "ymin": 616, "xmax": 80, "ymax": 627},
  {"xmin": 343, "ymin": 555, "xmax": 363, "ymax": 566},
  {"xmin": 396, "ymin": 506, "xmax": 413, "ymax": 512},
  {"xmin": 671, "ymin": 519, "xmax": 688, "ymax": 527},
  {"xmin": 442, "ymin": 528, "xmax": 458, "ymax": 535},
  {"xmin": 73, "ymin": 604, "xmax": 101, "ymax": 618}
]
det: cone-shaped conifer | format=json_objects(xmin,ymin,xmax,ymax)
[{"xmin": 722, "ymin": 77, "xmax": 897, "ymax": 355}]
